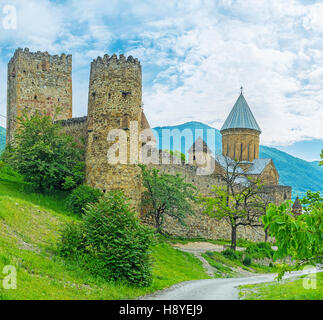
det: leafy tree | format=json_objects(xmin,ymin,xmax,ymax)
[
  {"xmin": 320, "ymin": 149, "xmax": 323, "ymax": 166},
  {"xmin": 59, "ymin": 191, "xmax": 154, "ymax": 286},
  {"xmin": 140, "ymin": 164, "xmax": 197, "ymax": 234},
  {"xmin": 261, "ymin": 192, "xmax": 323, "ymax": 279},
  {"xmin": 199, "ymin": 157, "xmax": 271, "ymax": 250},
  {"xmin": 2, "ymin": 114, "xmax": 84, "ymax": 192}
]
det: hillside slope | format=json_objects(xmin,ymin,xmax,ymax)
[
  {"xmin": 152, "ymin": 122, "xmax": 323, "ymax": 198},
  {"xmin": 0, "ymin": 166, "xmax": 208, "ymax": 300}
]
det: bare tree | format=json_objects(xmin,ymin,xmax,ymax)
[{"xmin": 199, "ymin": 156, "xmax": 271, "ymax": 250}]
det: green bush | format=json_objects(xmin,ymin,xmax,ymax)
[
  {"xmin": 66, "ymin": 185, "xmax": 103, "ymax": 214},
  {"xmin": 243, "ymin": 255, "xmax": 252, "ymax": 266},
  {"xmin": 246, "ymin": 242, "xmax": 274, "ymax": 259},
  {"xmin": 3, "ymin": 114, "xmax": 85, "ymax": 192},
  {"xmin": 222, "ymin": 248, "xmax": 238, "ymax": 260},
  {"xmin": 59, "ymin": 191, "xmax": 155, "ymax": 287}
]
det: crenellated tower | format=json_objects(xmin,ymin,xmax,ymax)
[
  {"xmin": 6, "ymin": 48, "xmax": 72, "ymax": 144},
  {"xmin": 85, "ymin": 54, "xmax": 143, "ymax": 209}
]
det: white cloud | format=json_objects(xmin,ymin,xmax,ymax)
[{"xmin": 0, "ymin": 0, "xmax": 322, "ymax": 147}]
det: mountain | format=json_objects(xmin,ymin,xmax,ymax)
[
  {"xmin": 152, "ymin": 121, "xmax": 323, "ymax": 199},
  {"xmin": 0, "ymin": 126, "xmax": 5, "ymax": 151}
]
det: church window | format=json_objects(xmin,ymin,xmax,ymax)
[
  {"xmin": 226, "ymin": 144, "xmax": 229, "ymax": 156},
  {"xmin": 248, "ymin": 144, "xmax": 250, "ymax": 161},
  {"xmin": 240, "ymin": 143, "xmax": 243, "ymax": 161},
  {"xmin": 234, "ymin": 143, "xmax": 236, "ymax": 159},
  {"xmin": 254, "ymin": 144, "xmax": 256, "ymax": 160}
]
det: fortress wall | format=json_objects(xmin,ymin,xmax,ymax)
[
  {"xmin": 58, "ymin": 116, "xmax": 88, "ymax": 153},
  {"xmin": 141, "ymin": 163, "xmax": 278, "ymax": 242}
]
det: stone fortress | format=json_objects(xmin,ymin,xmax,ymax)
[{"xmin": 6, "ymin": 48, "xmax": 292, "ymax": 241}]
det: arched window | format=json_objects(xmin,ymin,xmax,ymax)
[
  {"xmin": 234, "ymin": 143, "xmax": 236, "ymax": 160},
  {"xmin": 240, "ymin": 143, "xmax": 243, "ymax": 161},
  {"xmin": 226, "ymin": 143, "xmax": 229, "ymax": 156}
]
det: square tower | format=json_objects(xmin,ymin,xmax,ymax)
[{"xmin": 6, "ymin": 48, "xmax": 72, "ymax": 144}]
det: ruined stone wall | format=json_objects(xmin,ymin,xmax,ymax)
[
  {"xmin": 141, "ymin": 163, "xmax": 291, "ymax": 242},
  {"xmin": 6, "ymin": 48, "xmax": 72, "ymax": 144},
  {"xmin": 221, "ymin": 128, "xmax": 260, "ymax": 162},
  {"xmin": 85, "ymin": 54, "xmax": 142, "ymax": 210},
  {"xmin": 58, "ymin": 116, "xmax": 88, "ymax": 154}
]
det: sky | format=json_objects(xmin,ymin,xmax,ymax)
[{"xmin": 0, "ymin": 0, "xmax": 322, "ymax": 161}]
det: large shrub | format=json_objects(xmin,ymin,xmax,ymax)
[
  {"xmin": 59, "ymin": 191, "xmax": 154, "ymax": 287},
  {"xmin": 3, "ymin": 114, "xmax": 85, "ymax": 192},
  {"xmin": 245, "ymin": 242, "xmax": 274, "ymax": 259},
  {"xmin": 66, "ymin": 185, "xmax": 103, "ymax": 214}
]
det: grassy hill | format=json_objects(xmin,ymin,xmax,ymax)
[
  {"xmin": 153, "ymin": 121, "xmax": 323, "ymax": 199},
  {"xmin": 0, "ymin": 165, "xmax": 209, "ymax": 300}
]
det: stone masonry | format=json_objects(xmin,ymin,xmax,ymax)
[
  {"xmin": 6, "ymin": 48, "xmax": 72, "ymax": 144},
  {"xmin": 85, "ymin": 54, "xmax": 143, "ymax": 210}
]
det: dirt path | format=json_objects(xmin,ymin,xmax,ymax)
[{"xmin": 172, "ymin": 241, "xmax": 251, "ymax": 277}]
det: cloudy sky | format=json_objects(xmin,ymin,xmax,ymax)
[{"xmin": 0, "ymin": 0, "xmax": 322, "ymax": 161}]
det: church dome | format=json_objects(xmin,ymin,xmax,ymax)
[{"xmin": 221, "ymin": 92, "xmax": 261, "ymax": 133}]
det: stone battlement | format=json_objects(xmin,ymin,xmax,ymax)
[
  {"xmin": 91, "ymin": 53, "xmax": 140, "ymax": 68},
  {"xmin": 9, "ymin": 48, "xmax": 72, "ymax": 66}
]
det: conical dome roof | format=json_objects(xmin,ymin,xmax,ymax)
[{"xmin": 221, "ymin": 93, "xmax": 261, "ymax": 133}]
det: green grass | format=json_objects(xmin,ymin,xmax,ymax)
[
  {"xmin": 0, "ymin": 165, "xmax": 209, "ymax": 300},
  {"xmin": 239, "ymin": 272, "xmax": 323, "ymax": 300},
  {"xmin": 202, "ymin": 251, "xmax": 277, "ymax": 277}
]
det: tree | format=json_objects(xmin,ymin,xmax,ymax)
[
  {"xmin": 140, "ymin": 164, "xmax": 197, "ymax": 234},
  {"xmin": 199, "ymin": 157, "xmax": 271, "ymax": 250},
  {"xmin": 261, "ymin": 191, "xmax": 323, "ymax": 279},
  {"xmin": 320, "ymin": 149, "xmax": 323, "ymax": 166},
  {"xmin": 2, "ymin": 114, "xmax": 84, "ymax": 192}
]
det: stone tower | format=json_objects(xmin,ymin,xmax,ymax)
[
  {"xmin": 85, "ymin": 54, "xmax": 142, "ymax": 210},
  {"xmin": 6, "ymin": 48, "xmax": 72, "ymax": 144},
  {"xmin": 220, "ymin": 91, "xmax": 261, "ymax": 162}
]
